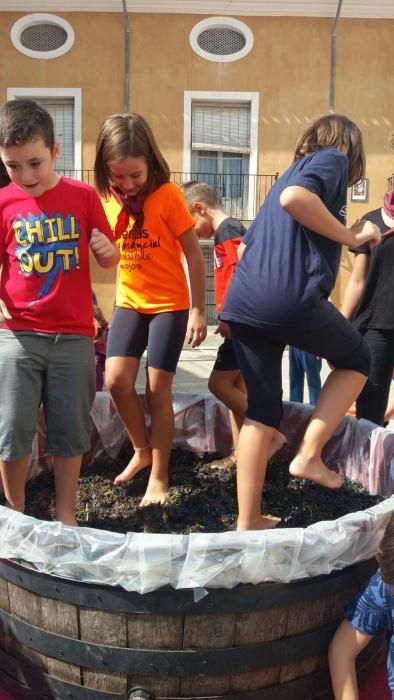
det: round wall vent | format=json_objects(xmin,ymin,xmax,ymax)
[
  {"xmin": 11, "ymin": 14, "xmax": 74, "ymax": 59},
  {"xmin": 190, "ymin": 17, "xmax": 253, "ymax": 63}
]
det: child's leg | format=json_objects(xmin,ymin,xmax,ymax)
[
  {"xmin": 128, "ymin": 310, "xmax": 189, "ymax": 506},
  {"xmin": 0, "ymin": 331, "xmax": 45, "ymax": 513},
  {"xmin": 142, "ymin": 366, "xmax": 174, "ymax": 505},
  {"xmin": 229, "ymin": 323, "xmax": 284, "ymax": 530},
  {"xmin": 236, "ymin": 420, "xmax": 280, "ymax": 530},
  {"xmin": 106, "ymin": 356, "xmax": 152, "ymax": 484},
  {"xmin": 355, "ymin": 328, "xmax": 394, "ymax": 425},
  {"xmin": 289, "ymin": 368, "xmax": 366, "ymax": 488},
  {"xmin": 328, "ymin": 619, "xmax": 372, "ymax": 700},
  {"xmin": 208, "ymin": 368, "xmax": 245, "ymax": 463},
  {"xmin": 0, "ymin": 456, "xmax": 31, "ymax": 512},
  {"xmin": 105, "ymin": 309, "xmax": 154, "ymax": 483},
  {"xmin": 209, "ymin": 362, "xmax": 285, "ymax": 464},
  {"xmin": 45, "ymin": 335, "xmax": 96, "ymax": 523},
  {"xmin": 52, "ymin": 455, "xmax": 83, "ymax": 526}
]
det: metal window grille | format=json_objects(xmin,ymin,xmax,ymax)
[
  {"xmin": 197, "ymin": 27, "xmax": 246, "ymax": 56},
  {"xmin": 20, "ymin": 23, "xmax": 68, "ymax": 52},
  {"xmin": 199, "ymin": 240, "xmax": 216, "ymax": 325}
]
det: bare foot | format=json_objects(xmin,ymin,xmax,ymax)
[
  {"xmin": 5, "ymin": 500, "xmax": 25, "ymax": 513},
  {"xmin": 114, "ymin": 448, "xmax": 152, "ymax": 485},
  {"xmin": 207, "ymin": 453, "xmax": 236, "ymax": 469},
  {"xmin": 56, "ymin": 513, "xmax": 79, "ymax": 527},
  {"xmin": 139, "ymin": 476, "xmax": 168, "ymax": 507},
  {"xmin": 269, "ymin": 430, "xmax": 287, "ymax": 458},
  {"xmin": 237, "ymin": 514, "xmax": 281, "ymax": 531},
  {"xmin": 289, "ymin": 455, "xmax": 343, "ymax": 489}
]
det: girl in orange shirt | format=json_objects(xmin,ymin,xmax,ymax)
[{"xmin": 94, "ymin": 113, "xmax": 207, "ymax": 506}]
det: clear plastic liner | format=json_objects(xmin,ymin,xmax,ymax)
[{"xmin": 1, "ymin": 392, "xmax": 393, "ymax": 594}]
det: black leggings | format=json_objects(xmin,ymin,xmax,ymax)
[
  {"xmin": 106, "ymin": 307, "xmax": 189, "ymax": 373},
  {"xmin": 356, "ymin": 328, "xmax": 394, "ymax": 426},
  {"xmin": 229, "ymin": 300, "xmax": 370, "ymax": 428}
]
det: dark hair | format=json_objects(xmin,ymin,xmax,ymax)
[
  {"xmin": 93, "ymin": 304, "xmax": 108, "ymax": 338},
  {"xmin": 0, "ymin": 160, "xmax": 10, "ymax": 188},
  {"xmin": 182, "ymin": 181, "xmax": 222, "ymax": 211},
  {"xmin": 0, "ymin": 99, "xmax": 55, "ymax": 150},
  {"xmin": 293, "ymin": 113, "xmax": 366, "ymax": 187},
  {"xmin": 376, "ymin": 515, "xmax": 394, "ymax": 585},
  {"xmin": 94, "ymin": 113, "xmax": 170, "ymax": 198}
]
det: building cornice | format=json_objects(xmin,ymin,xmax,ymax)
[{"xmin": 2, "ymin": 1, "xmax": 394, "ymax": 19}]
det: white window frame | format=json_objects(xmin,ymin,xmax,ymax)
[
  {"xmin": 7, "ymin": 87, "xmax": 82, "ymax": 173},
  {"xmin": 11, "ymin": 13, "xmax": 74, "ymax": 60},
  {"xmin": 183, "ymin": 90, "xmax": 259, "ymax": 221}
]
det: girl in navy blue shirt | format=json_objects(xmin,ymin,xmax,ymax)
[{"xmin": 221, "ymin": 113, "xmax": 381, "ymax": 531}]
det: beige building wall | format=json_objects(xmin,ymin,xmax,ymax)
[{"xmin": 1, "ymin": 11, "xmax": 393, "ymax": 315}]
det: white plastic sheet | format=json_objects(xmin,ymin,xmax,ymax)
[{"xmin": 1, "ymin": 393, "xmax": 393, "ymax": 593}]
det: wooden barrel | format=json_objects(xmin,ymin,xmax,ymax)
[{"xmin": 0, "ymin": 557, "xmax": 384, "ymax": 700}]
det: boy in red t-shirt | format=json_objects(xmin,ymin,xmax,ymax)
[
  {"xmin": 0, "ymin": 99, "xmax": 119, "ymax": 525},
  {"xmin": 183, "ymin": 182, "xmax": 286, "ymax": 471}
]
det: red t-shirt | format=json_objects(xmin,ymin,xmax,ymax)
[
  {"xmin": 0, "ymin": 178, "xmax": 114, "ymax": 336},
  {"xmin": 214, "ymin": 218, "xmax": 246, "ymax": 313}
]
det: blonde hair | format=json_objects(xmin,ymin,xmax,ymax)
[
  {"xmin": 94, "ymin": 113, "xmax": 170, "ymax": 198},
  {"xmin": 294, "ymin": 113, "xmax": 366, "ymax": 187}
]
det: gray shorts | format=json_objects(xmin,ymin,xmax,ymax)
[{"xmin": 0, "ymin": 330, "xmax": 95, "ymax": 461}]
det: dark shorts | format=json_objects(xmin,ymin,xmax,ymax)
[
  {"xmin": 106, "ymin": 307, "xmax": 189, "ymax": 373},
  {"xmin": 229, "ymin": 299, "xmax": 371, "ymax": 428},
  {"xmin": 213, "ymin": 338, "xmax": 239, "ymax": 372}
]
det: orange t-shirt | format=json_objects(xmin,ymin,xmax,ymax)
[{"xmin": 102, "ymin": 183, "xmax": 195, "ymax": 313}]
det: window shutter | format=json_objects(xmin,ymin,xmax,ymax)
[
  {"xmin": 192, "ymin": 103, "xmax": 250, "ymax": 154},
  {"xmin": 39, "ymin": 98, "xmax": 74, "ymax": 170}
]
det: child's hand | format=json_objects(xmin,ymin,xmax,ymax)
[
  {"xmin": 350, "ymin": 219, "xmax": 381, "ymax": 248},
  {"xmin": 186, "ymin": 307, "xmax": 207, "ymax": 348},
  {"xmin": 90, "ymin": 228, "xmax": 120, "ymax": 268},
  {"xmin": 0, "ymin": 299, "xmax": 11, "ymax": 323},
  {"xmin": 214, "ymin": 321, "xmax": 231, "ymax": 339}
]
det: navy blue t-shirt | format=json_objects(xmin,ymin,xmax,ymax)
[{"xmin": 221, "ymin": 148, "xmax": 348, "ymax": 329}]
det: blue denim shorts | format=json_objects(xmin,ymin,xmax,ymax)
[{"xmin": 0, "ymin": 330, "xmax": 95, "ymax": 461}]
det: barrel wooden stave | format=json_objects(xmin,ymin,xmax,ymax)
[{"xmin": 0, "ymin": 559, "xmax": 378, "ymax": 699}]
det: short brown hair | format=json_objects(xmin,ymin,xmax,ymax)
[
  {"xmin": 182, "ymin": 181, "xmax": 222, "ymax": 211},
  {"xmin": 293, "ymin": 113, "xmax": 365, "ymax": 187},
  {"xmin": 376, "ymin": 515, "xmax": 394, "ymax": 585},
  {"xmin": 0, "ymin": 99, "xmax": 55, "ymax": 150},
  {"xmin": 94, "ymin": 113, "xmax": 170, "ymax": 198}
]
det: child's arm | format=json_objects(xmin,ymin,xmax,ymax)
[
  {"xmin": 179, "ymin": 228, "xmax": 207, "ymax": 348},
  {"xmin": 280, "ymin": 187, "xmax": 381, "ymax": 248},
  {"xmin": 90, "ymin": 228, "xmax": 120, "ymax": 269},
  {"xmin": 341, "ymin": 252, "xmax": 369, "ymax": 320},
  {"xmin": 0, "ymin": 298, "xmax": 11, "ymax": 323},
  {"xmin": 237, "ymin": 241, "xmax": 246, "ymax": 260},
  {"xmin": 0, "ymin": 265, "xmax": 11, "ymax": 323},
  {"xmin": 328, "ymin": 619, "xmax": 372, "ymax": 700}
]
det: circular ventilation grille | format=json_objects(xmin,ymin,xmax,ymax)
[
  {"xmin": 11, "ymin": 14, "xmax": 74, "ymax": 59},
  {"xmin": 20, "ymin": 24, "xmax": 68, "ymax": 52},
  {"xmin": 190, "ymin": 17, "xmax": 253, "ymax": 63},
  {"xmin": 197, "ymin": 27, "xmax": 246, "ymax": 56}
]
